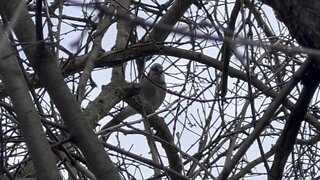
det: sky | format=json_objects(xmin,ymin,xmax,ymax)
[{"xmin": 32, "ymin": 0, "xmax": 305, "ymax": 179}]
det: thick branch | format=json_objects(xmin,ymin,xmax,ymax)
[
  {"xmin": 220, "ymin": 0, "xmax": 240, "ymax": 97},
  {"xmin": 0, "ymin": 26, "xmax": 61, "ymax": 180},
  {"xmin": 260, "ymin": 0, "xmax": 320, "ymax": 49},
  {"xmin": 217, "ymin": 58, "xmax": 312, "ymax": 180},
  {"xmin": 269, "ymin": 58, "xmax": 320, "ymax": 179},
  {"xmin": 125, "ymin": 96, "xmax": 183, "ymax": 178},
  {"xmin": 0, "ymin": 1, "xmax": 121, "ymax": 179}
]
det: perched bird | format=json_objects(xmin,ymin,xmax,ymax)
[{"xmin": 102, "ymin": 63, "xmax": 167, "ymax": 130}]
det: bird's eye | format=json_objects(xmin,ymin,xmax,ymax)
[{"xmin": 153, "ymin": 66, "xmax": 162, "ymax": 72}]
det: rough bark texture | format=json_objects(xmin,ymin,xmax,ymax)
[{"xmin": 261, "ymin": 0, "xmax": 320, "ymax": 48}]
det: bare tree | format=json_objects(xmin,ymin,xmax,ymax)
[{"xmin": 0, "ymin": 0, "xmax": 320, "ymax": 179}]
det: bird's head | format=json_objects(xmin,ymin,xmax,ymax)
[{"xmin": 147, "ymin": 63, "xmax": 165, "ymax": 84}]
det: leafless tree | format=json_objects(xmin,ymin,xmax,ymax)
[{"xmin": 0, "ymin": 0, "xmax": 320, "ymax": 179}]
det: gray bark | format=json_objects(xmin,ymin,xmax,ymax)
[
  {"xmin": 0, "ymin": 1, "xmax": 122, "ymax": 179},
  {"xmin": 0, "ymin": 27, "xmax": 61, "ymax": 179}
]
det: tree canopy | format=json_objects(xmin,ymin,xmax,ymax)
[{"xmin": 1, "ymin": 0, "xmax": 320, "ymax": 179}]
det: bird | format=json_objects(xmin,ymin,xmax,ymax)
[{"xmin": 101, "ymin": 63, "xmax": 167, "ymax": 131}]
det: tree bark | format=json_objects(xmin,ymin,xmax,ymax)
[
  {"xmin": 0, "ymin": 26, "xmax": 61, "ymax": 180},
  {"xmin": 0, "ymin": 1, "xmax": 121, "ymax": 179}
]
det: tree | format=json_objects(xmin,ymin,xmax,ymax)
[{"xmin": 0, "ymin": 0, "xmax": 320, "ymax": 179}]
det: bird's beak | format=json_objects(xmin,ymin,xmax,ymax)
[{"xmin": 156, "ymin": 66, "xmax": 164, "ymax": 73}]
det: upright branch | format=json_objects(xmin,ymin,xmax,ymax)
[
  {"xmin": 0, "ymin": 0, "xmax": 121, "ymax": 179},
  {"xmin": 0, "ymin": 25, "xmax": 61, "ymax": 180},
  {"xmin": 269, "ymin": 58, "xmax": 320, "ymax": 179}
]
